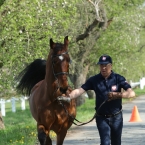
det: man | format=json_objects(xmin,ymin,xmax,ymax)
[{"xmin": 59, "ymin": 54, "xmax": 135, "ymax": 145}]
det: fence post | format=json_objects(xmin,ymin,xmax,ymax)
[
  {"xmin": 0, "ymin": 99, "xmax": 6, "ymax": 116},
  {"xmin": 21, "ymin": 96, "xmax": 25, "ymax": 110},
  {"xmin": 140, "ymin": 78, "xmax": 144, "ymax": 89},
  {"xmin": 143, "ymin": 77, "xmax": 145, "ymax": 89},
  {"xmin": 11, "ymin": 97, "xmax": 16, "ymax": 112}
]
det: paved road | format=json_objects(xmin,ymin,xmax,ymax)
[{"xmin": 56, "ymin": 95, "xmax": 145, "ymax": 145}]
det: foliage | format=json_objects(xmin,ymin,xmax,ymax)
[
  {"xmin": 0, "ymin": 0, "xmax": 145, "ymax": 98},
  {"xmin": 0, "ymin": 0, "xmax": 78, "ymax": 97},
  {"xmin": 0, "ymin": 0, "xmax": 5, "ymax": 6},
  {"xmin": 91, "ymin": 6, "xmax": 145, "ymax": 81},
  {"xmin": 103, "ymin": 0, "xmax": 144, "ymax": 17}
]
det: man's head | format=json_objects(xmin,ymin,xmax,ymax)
[{"xmin": 97, "ymin": 55, "xmax": 112, "ymax": 78}]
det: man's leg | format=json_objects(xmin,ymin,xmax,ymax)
[
  {"xmin": 110, "ymin": 113, "xmax": 123, "ymax": 145},
  {"xmin": 96, "ymin": 116, "xmax": 111, "ymax": 145}
]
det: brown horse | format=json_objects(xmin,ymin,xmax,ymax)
[{"xmin": 16, "ymin": 36, "xmax": 76, "ymax": 145}]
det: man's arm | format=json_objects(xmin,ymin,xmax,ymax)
[
  {"xmin": 57, "ymin": 88, "xmax": 85, "ymax": 102},
  {"xmin": 108, "ymin": 88, "xmax": 136, "ymax": 101},
  {"xmin": 69, "ymin": 88, "xmax": 86, "ymax": 99},
  {"xmin": 122, "ymin": 88, "xmax": 136, "ymax": 98}
]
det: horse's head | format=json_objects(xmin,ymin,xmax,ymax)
[{"xmin": 49, "ymin": 36, "xmax": 70, "ymax": 94}]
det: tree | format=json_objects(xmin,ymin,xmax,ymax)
[
  {"xmin": 68, "ymin": 0, "xmax": 145, "ymax": 104},
  {"xmin": 0, "ymin": 112, "xmax": 5, "ymax": 129},
  {"xmin": 95, "ymin": 5, "xmax": 145, "ymax": 81},
  {"xmin": 0, "ymin": 0, "xmax": 78, "ymax": 97},
  {"xmin": 0, "ymin": 0, "xmax": 145, "ymax": 106}
]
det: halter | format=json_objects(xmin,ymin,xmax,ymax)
[
  {"xmin": 51, "ymin": 51, "xmax": 69, "ymax": 77},
  {"xmin": 51, "ymin": 51, "xmax": 70, "ymax": 96}
]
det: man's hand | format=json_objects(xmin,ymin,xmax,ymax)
[
  {"xmin": 57, "ymin": 96, "xmax": 71, "ymax": 103},
  {"xmin": 107, "ymin": 92, "xmax": 123, "ymax": 101}
]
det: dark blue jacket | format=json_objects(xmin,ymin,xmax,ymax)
[{"xmin": 81, "ymin": 71, "xmax": 131, "ymax": 114}]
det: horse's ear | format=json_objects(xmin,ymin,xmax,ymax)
[
  {"xmin": 64, "ymin": 36, "xmax": 69, "ymax": 46},
  {"xmin": 50, "ymin": 38, "xmax": 54, "ymax": 49}
]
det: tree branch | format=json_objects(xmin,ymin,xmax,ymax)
[
  {"xmin": 88, "ymin": 0, "xmax": 104, "ymax": 22},
  {"xmin": 76, "ymin": 17, "xmax": 113, "ymax": 42},
  {"xmin": 76, "ymin": 19, "xmax": 99, "ymax": 42},
  {"xmin": 137, "ymin": 45, "xmax": 145, "ymax": 52}
]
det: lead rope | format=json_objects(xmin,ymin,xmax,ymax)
[{"xmin": 58, "ymin": 99, "xmax": 108, "ymax": 126}]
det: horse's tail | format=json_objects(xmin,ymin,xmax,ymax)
[{"xmin": 15, "ymin": 59, "xmax": 46, "ymax": 96}]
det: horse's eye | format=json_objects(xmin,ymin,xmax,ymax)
[{"xmin": 52, "ymin": 58, "xmax": 58, "ymax": 64}]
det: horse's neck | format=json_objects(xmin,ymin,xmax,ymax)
[
  {"xmin": 45, "ymin": 51, "xmax": 57, "ymax": 96},
  {"xmin": 45, "ymin": 51, "xmax": 54, "ymax": 82}
]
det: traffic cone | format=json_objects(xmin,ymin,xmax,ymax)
[{"xmin": 129, "ymin": 105, "xmax": 142, "ymax": 122}]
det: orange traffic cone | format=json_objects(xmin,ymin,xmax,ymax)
[{"xmin": 129, "ymin": 105, "xmax": 142, "ymax": 122}]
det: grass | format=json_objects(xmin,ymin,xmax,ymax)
[
  {"xmin": 133, "ymin": 87, "xmax": 145, "ymax": 96},
  {"xmin": 1, "ymin": 102, "xmax": 38, "ymax": 145},
  {"xmin": 122, "ymin": 87, "xmax": 145, "ymax": 103},
  {"xmin": 0, "ymin": 87, "xmax": 145, "ymax": 144}
]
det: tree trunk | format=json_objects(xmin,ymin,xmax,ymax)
[
  {"xmin": 87, "ymin": 90, "xmax": 95, "ymax": 99},
  {"xmin": 70, "ymin": 64, "xmax": 89, "ymax": 106},
  {"xmin": 68, "ymin": 4, "xmax": 112, "ymax": 106},
  {"xmin": 0, "ymin": 112, "xmax": 5, "ymax": 129}
]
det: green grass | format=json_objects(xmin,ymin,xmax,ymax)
[
  {"xmin": 134, "ymin": 87, "xmax": 145, "ymax": 96},
  {"xmin": 1, "ymin": 101, "xmax": 37, "ymax": 145},
  {"xmin": 75, "ymin": 98, "xmax": 96, "ymax": 123},
  {"xmin": 122, "ymin": 87, "xmax": 145, "ymax": 103},
  {"xmin": 0, "ymin": 88, "xmax": 145, "ymax": 144}
]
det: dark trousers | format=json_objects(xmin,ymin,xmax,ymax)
[{"xmin": 96, "ymin": 112, "xmax": 123, "ymax": 145}]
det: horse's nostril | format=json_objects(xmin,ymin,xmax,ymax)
[{"xmin": 60, "ymin": 87, "xmax": 68, "ymax": 94}]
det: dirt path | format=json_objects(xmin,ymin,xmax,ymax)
[{"xmin": 61, "ymin": 120, "xmax": 99, "ymax": 145}]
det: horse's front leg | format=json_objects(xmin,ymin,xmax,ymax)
[
  {"xmin": 37, "ymin": 124, "xmax": 47, "ymax": 145},
  {"xmin": 45, "ymin": 135, "xmax": 52, "ymax": 145},
  {"xmin": 56, "ymin": 129, "xmax": 67, "ymax": 145}
]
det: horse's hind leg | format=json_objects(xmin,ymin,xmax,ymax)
[
  {"xmin": 37, "ymin": 125, "xmax": 47, "ymax": 145},
  {"xmin": 56, "ymin": 130, "xmax": 67, "ymax": 145}
]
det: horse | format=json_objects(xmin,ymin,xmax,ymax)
[{"xmin": 16, "ymin": 36, "xmax": 76, "ymax": 145}]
